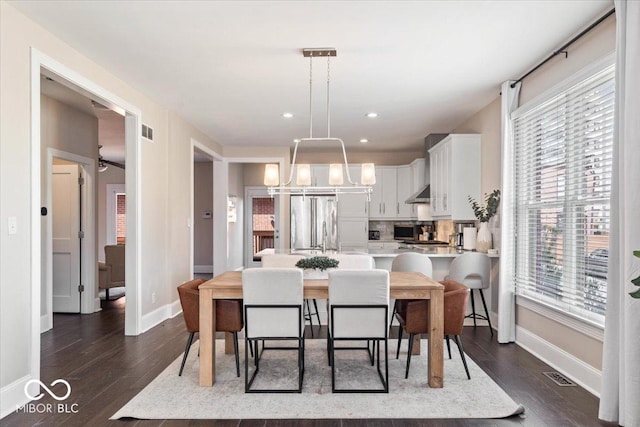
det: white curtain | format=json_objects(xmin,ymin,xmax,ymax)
[
  {"xmin": 599, "ymin": 1, "xmax": 640, "ymax": 425},
  {"xmin": 497, "ymin": 81, "xmax": 520, "ymax": 344}
]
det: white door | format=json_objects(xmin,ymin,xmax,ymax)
[{"xmin": 52, "ymin": 164, "xmax": 82, "ymax": 313}]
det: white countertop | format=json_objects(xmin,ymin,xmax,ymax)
[{"xmin": 257, "ymin": 247, "xmax": 499, "ymax": 258}]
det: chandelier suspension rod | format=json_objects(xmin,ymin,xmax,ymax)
[
  {"xmin": 309, "ymin": 55, "xmax": 313, "ymax": 139},
  {"xmin": 326, "ymin": 55, "xmax": 331, "ymax": 138}
]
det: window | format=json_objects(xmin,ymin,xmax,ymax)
[{"xmin": 512, "ymin": 63, "xmax": 614, "ymax": 326}]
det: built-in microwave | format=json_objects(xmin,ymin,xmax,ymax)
[{"xmin": 393, "ymin": 225, "xmax": 414, "ymax": 240}]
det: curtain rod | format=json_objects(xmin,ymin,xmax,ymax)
[{"xmin": 510, "ymin": 7, "xmax": 615, "ymax": 88}]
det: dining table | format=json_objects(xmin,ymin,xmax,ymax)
[{"xmin": 198, "ymin": 270, "xmax": 445, "ymax": 388}]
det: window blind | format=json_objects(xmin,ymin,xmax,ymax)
[{"xmin": 512, "ymin": 64, "xmax": 614, "ymax": 325}]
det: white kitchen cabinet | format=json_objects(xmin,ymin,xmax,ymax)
[
  {"xmin": 429, "ymin": 134, "xmax": 481, "ymax": 220},
  {"xmin": 337, "ymin": 166, "xmax": 369, "ymax": 217},
  {"xmin": 338, "ymin": 218, "xmax": 368, "ymax": 251},
  {"xmin": 310, "ymin": 164, "xmax": 329, "ymax": 186},
  {"xmin": 370, "ymin": 166, "xmax": 418, "ymax": 220},
  {"xmin": 396, "ymin": 166, "xmax": 413, "ymax": 219}
]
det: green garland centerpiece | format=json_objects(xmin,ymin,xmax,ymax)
[{"xmin": 295, "ymin": 256, "xmax": 339, "ymax": 271}]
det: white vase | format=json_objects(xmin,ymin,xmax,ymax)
[{"xmin": 476, "ymin": 222, "xmax": 492, "ymax": 253}]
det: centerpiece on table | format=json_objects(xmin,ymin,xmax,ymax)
[
  {"xmin": 295, "ymin": 256, "xmax": 340, "ymax": 279},
  {"xmin": 468, "ymin": 189, "xmax": 501, "ymax": 253}
]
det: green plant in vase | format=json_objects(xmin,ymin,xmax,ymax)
[
  {"xmin": 630, "ymin": 251, "xmax": 640, "ymax": 298},
  {"xmin": 468, "ymin": 189, "xmax": 501, "ymax": 253}
]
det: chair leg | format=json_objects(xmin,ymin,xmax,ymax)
[
  {"xmin": 478, "ymin": 289, "xmax": 494, "ymax": 337},
  {"xmin": 396, "ymin": 324, "xmax": 403, "ymax": 359},
  {"xmin": 389, "ymin": 300, "xmax": 397, "ymax": 328},
  {"xmin": 405, "ymin": 333, "xmax": 415, "ymax": 379},
  {"xmin": 233, "ymin": 332, "xmax": 240, "ymax": 378},
  {"xmin": 179, "ymin": 332, "xmax": 195, "ymax": 376},
  {"xmin": 445, "ymin": 335, "xmax": 452, "ymax": 359},
  {"xmin": 105, "ymin": 288, "xmax": 110, "ymax": 301},
  {"xmin": 454, "ymin": 335, "xmax": 471, "ymax": 380},
  {"xmin": 312, "ymin": 299, "xmax": 321, "ymax": 326},
  {"xmin": 470, "ymin": 290, "xmax": 477, "ymax": 328},
  {"xmin": 305, "ymin": 299, "xmax": 314, "ymax": 338}
]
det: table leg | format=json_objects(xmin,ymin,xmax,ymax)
[
  {"xmin": 199, "ymin": 289, "xmax": 216, "ymax": 386},
  {"xmin": 428, "ymin": 288, "xmax": 444, "ymax": 388}
]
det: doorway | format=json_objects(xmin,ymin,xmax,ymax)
[{"xmin": 244, "ymin": 187, "xmax": 280, "ymax": 268}]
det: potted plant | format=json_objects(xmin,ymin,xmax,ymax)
[
  {"xmin": 630, "ymin": 251, "xmax": 640, "ymax": 298},
  {"xmin": 468, "ymin": 189, "xmax": 501, "ymax": 253},
  {"xmin": 295, "ymin": 256, "xmax": 340, "ymax": 279}
]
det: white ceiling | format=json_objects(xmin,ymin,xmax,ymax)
[{"xmin": 14, "ymin": 0, "xmax": 613, "ymax": 154}]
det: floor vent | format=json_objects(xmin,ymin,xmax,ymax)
[{"xmin": 543, "ymin": 371, "xmax": 576, "ymax": 386}]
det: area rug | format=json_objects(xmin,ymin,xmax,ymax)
[{"xmin": 111, "ymin": 339, "xmax": 524, "ymax": 420}]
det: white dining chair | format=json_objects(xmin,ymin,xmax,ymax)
[
  {"xmin": 242, "ymin": 268, "xmax": 305, "ymax": 392},
  {"xmin": 333, "ymin": 254, "xmax": 375, "ymax": 269},
  {"xmin": 447, "ymin": 252, "xmax": 493, "ymax": 337},
  {"xmin": 261, "ymin": 254, "xmax": 322, "ymax": 336},
  {"xmin": 328, "ymin": 269, "xmax": 390, "ymax": 393}
]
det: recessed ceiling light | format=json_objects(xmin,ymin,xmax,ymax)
[
  {"xmin": 360, "ymin": 139, "xmax": 369, "ymax": 144},
  {"xmin": 282, "ymin": 112, "xmax": 294, "ymax": 118},
  {"xmin": 366, "ymin": 112, "xmax": 378, "ymax": 118}
]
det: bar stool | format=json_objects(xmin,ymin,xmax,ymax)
[
  {"xmin": 447, "ymin": 252, "xmax": 493, "ymax": 337},
  {"xmin": 389, "ymin": 253, "xmax": 433, "ymax": 327}
]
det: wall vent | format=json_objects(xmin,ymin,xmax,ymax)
[
  {"xmin": 142, "ymin": 124, "xmax": 154, "ymax": 141},
  {"xmin": 543, "ymin": 372, "xmax": 576, "ymax": 386}
]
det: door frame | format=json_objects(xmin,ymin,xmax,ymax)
[
  {"xmin": 30, "ymin": 48, "xmax": 143, "ymax": 394},
  {"xmin": 44, "ymin": 150, "xmax": 96, "ymax": 329}
]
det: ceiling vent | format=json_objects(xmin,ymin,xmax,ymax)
[{"xmin": 142, "ymin": 124, "xmax": 154, "ymax": 141}]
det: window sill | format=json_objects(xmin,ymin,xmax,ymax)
[{"xmin": 516, "ymin": 295, "xmax": 604, "ymax": 342}]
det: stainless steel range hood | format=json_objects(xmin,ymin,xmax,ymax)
[
  {"xmin": 405, "ymin": 133, "xmax": 448, "ymax": 204},
  {"xmin": 405, "ymin": 184, "xmax": 430, "ymax": 204}
]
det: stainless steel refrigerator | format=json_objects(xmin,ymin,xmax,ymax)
[{"xmin": 290, "ymin": 195, "xmax": 338, "ymax": 250}]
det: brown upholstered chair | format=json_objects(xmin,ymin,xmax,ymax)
[
  {"xmin": 177, "ymin": 279, "xmax": 244, "ymax": 377},
  {"xmin": 395, "ymin": 279, "xmax": 471, "ymax": 379},
  {"xmin": 98, "ymin": 244, "xmax": 125, "ymax": 300}
]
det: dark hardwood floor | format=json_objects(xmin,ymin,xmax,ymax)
[{"xmin": 2, "ymin": 297, "xmax": 615, "ymax": 427}]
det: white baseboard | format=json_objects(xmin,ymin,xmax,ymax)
[
  {"xmin": 1, "ymin": 375, "xmax": 32, "ymax": 419},
  {"xmin": 40, "ymin": 314, "xmax": 52, "ymax": 333},
  {"xmin": 515, "ymin": 325, "xmax": 601, "ymax": 397},
  {"xmin": 94, "ymin": 298, "xmax": 102, "ymax": 313},
  {"xmin": 141, "ymin": 300, "xmax": 182, "ymax": 334},
  {"xmin": 194, "ymin": 265, "xmax": 213, "ymax": 274}
]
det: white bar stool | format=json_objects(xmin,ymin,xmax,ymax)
[{"xmin": 447, "ymin": 252, "xmax": 493, "ymax": 337}]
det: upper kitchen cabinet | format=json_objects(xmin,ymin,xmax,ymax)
[
  {"xmin": 310, "ymin": 164, "xmax": 330, "ymax": 186},
  {"xmin": 337, "ymin": 165, "xmax": 369, "ymax": 218},
  {"xmin": 369, "ymin": 166, "xmax": 418, "ymax": 220},
  {"xmin": 429, "ymin": 134, "xmax": 481, "ymax": 220}
]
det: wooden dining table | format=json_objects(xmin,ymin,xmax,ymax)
[{"xmin": 199, "ymin": 270, "xmax": 445, "ymax": 388}]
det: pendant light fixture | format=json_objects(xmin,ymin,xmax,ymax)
[{"xmin": 264, "ymin": 48, "xmax": 376, "ymax": 198}]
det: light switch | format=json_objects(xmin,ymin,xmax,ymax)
[{"xmin": 7, "ymin": 217, "xmax": 17, "ymax": 235}]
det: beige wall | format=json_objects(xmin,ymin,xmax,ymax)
[
  {"xmin": 451, "ymin": 15, "xmax": 615, "ymax": 380},
  {"xmin": 0, "ymin": 1, "xmax": 223, "ymax": 395},
  {"xmin": 193, "ymin": 162, "xmax": 213, "ymax": 267}
]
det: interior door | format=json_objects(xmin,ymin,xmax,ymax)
[{"xmin": 52, "ymin": 164, "xmax": 82, "ymax": 313}]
